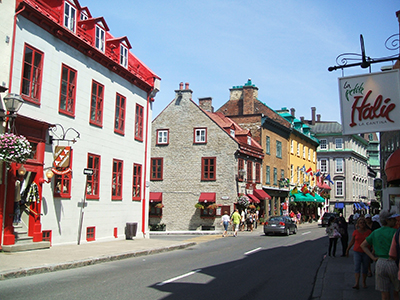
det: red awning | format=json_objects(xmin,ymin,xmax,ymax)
[
  {"xmin": 253, "ymin": 189, "xmax": 271, "ymax": 200},
  {"xmin": 149, "ymin": 192, "xmax": 162, "ymax": 202},
  {"xmin": 247, "ymin": 194, "xmax": 260, "ymax": 203},
  {"xmin": 198, "ymin": 192, "xmax": 216, "ymax": 203},
  {"xmin": 386, "ymin": 149, "xmax": 400, "ymax": 182}
]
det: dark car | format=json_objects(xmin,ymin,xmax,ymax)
[
  {"xmin": 320, "ymin": 212, "xmax": 338, "ymax": 227},
  {"xmin": 264, "ymin": 216, "xmax": 297, "ymax": 236}
]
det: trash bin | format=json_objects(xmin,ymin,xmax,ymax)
[{"xmin": 125, "ymin": 222, "xmax": 137, "ymax": 239}]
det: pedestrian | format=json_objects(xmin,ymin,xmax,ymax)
[
  {"xmin": 365, "ymin": 213, "xmax": 381, "ymax": 277},
  {"xmin": 240, "ymin": 209, "xmax": 246, "ymax": 231},
  {"xmin": 361, "ymin": 211, "xmax": 400, "ymax": 300},
  {"xmin": 346, "ymin": 217, "xmax": 371, "ymax": 289},
  {"xmin": 296, "ymin": 211, "xmax": 301, "ymax": 225},
  {"xmin": 220, "ymin": 211, "xmax": 231, "ymax": 237},
  {"xmin": 338, "ymin": 213, "xmax": 349, "ymax": 257},
  {"xmin": 13, "ymin": 177, "xmax": 22, "ymax": 224},
  {"xmin": 326, "ymin": 216, "xmax": 340, "ymax": 257},
  {"xmin": 246, "ymin": 212, "xmax": 254, "ymax": 232},
  {"xmin": 231, "ymin": 209, "xmax": 241, "ymax": 237},
  {"xmin": 255, "ymin": 210, "xmax": 259, "ymax": 229}
]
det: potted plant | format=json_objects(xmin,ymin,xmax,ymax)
[
  {"xmin": 195, "ymin": 203, "xmax": 204, "ymax": 209},
  {"xmin": 0, "ymin": 133, "xmax": 32, "ymax": 164}
]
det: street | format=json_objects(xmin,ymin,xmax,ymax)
[{"xmin": 0, "ymin": 225, "xmax": 329, "ymax": 300}]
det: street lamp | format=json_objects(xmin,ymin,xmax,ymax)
[{"xmin": 3, "ymin": 93, "xmax": 24, "ymax": 116}]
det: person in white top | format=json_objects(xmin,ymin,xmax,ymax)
[{"xmin": 220, "ymin": 211, "xmax": 231, "ymax": 237}]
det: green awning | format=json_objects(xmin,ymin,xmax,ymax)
[
  {"xmin": 290, "ymin": 192, "xmax": 324, "ymax": 203},
  {"xmin": 313, "ymin": 193, "xmax": 326, "ymax": 203}
]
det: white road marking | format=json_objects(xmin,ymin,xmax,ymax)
[
  {"xmin": 302, "ymin": 231, "xmax": 311, "ymax": 235},
  {"xmin": 244, "ymin": 247, "xmax": 262, "ymax": 255},
  {"xmin": 157, "ymin": 269, "xmax": 202, "ymax": 286}
]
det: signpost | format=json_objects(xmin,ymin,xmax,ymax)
[{"xmin": 77, "ymin": 168, "xmax": 93, "ymax": 245}]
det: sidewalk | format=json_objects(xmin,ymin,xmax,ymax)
[{"xmin": 0, "ymin": 223, "xmax": 383, "ymax": 300}]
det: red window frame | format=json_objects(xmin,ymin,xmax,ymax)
[
  {"xmin": 238, "ymin": 158, "xmax": 244, "ymax": 182},
  {"xmin": 86, "ymin": 153, "xmax": 100, "ymax": 199},
  {"xmin": 20, "ymin": 44, "xmax": 44, "ymax": 104},
  {"xmin": 86, "ymin": 226, "xmax": 95, "ymax": 242},
  {"xmin": 201, "ymin": 157, "xmax": 216, "ymax": 181},
  {"xmin": 255, "ymin": 163, "xmax": 261, "ymax": 183},
  {"xmin": 90, "ymin": 80, "xmax": 104, "ymax": 127},
  {"xmin": 53, "ymin": 149, "xmax": 73, "ymax": 198},
  {"xmin": 247, "ymin": 161, "xmax": 253, "ymax": 182},
  {"xmin": 112, "ymin": 159, "xmax": 123, "ymax": 200},
  {"xmin": 150, "ymin": 158, "xmax": 163, "ymax": 181},
  {"xmin": 135, "ymin": 104, "xmax": 144, "ymax": 141},
  {"xmin": 114, "ymin": 93, "xmax": 126, "ymax": 135},
  {"xmin": 156, "ymin": 129, "xmax": 169, "ymax": 145},
  {"xmin": 132, "ymin": 163, "xmax": 142, "ymax": 201},
  {"xmin": 194, "ymin": 128, "xmax": 207, "ymax": 144},
  {"xmin": 59, "ymin": 64, "xmax": 77, "ymax": 117}
]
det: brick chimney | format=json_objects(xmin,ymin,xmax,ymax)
[
  {"xmin": 317, "ymin": 114, "xmax": 321, "ymax": 122},
  {"xmin": 290, "ymin": 108, "xmax": 295, "ymax": 117},
  {"xmin": 175, "ymin": 82, "xmax": 192, "ymax": 104},
  {"xmin": 311, "ymin": 107, "xmax": 316, "ymax": 125},
  {"xmin": 243, "ymin": 79, "xmax": 257, "ymax": 115},
  {"xmin": 199, "ymin": 97, "xmax": 214, "ymax": 112}
]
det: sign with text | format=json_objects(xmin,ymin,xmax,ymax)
[{"xmin": 338, "ymin": 69, "xmax": 400, "ymax": 135}]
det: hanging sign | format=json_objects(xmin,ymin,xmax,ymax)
[
  {"xmin": 53, "ymin": 146, "xmax": 71, "ymax": 168},
  {"xmin": 338, "ymin": 69, "xmax": 400, "ymax": 135}
]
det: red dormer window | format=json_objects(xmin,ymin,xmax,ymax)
[
  {"xmin": 120, "ymin": 44, "xmax": 128, "ymax": 68},
  {"xmin": 95, "ymin": 25, "xmax": 105, "ymax": 52},
  {"xmin": 64, "ymin": 1, "xmax": 76, "ymax": 32}
]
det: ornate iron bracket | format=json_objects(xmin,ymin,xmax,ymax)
[
  {"xmin": 328, "ymin": 34, "xmax": 400, "ymax": 72},
  {"xmin": 49, "ymin": 124, "xmax": 80, "ymax": 143}
]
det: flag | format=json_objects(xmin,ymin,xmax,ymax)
[
  {"xmin": 310, "ymin": 187, "xmax": 315, "ymax": 197},
  {"xmin": 301, "ymin": 184, "xmax": 309, "ymax": 194},
  {"xmin": 290, "ymin": 187, "xmax": 298, "ymax": 195},
  {"xmin": 315, "ymin": 170, "xmax": 321, "ymax": 177},
  {"xmin": 306, "ymin": 167, "xmax": 312, "ymax": 174},
  {"xmin": 325, "ymin": 174, "xmax": 334, "ymax": 184},
  {"xmin": 300, "ymin": 165, "xmax": 306, "ymax": 173}
]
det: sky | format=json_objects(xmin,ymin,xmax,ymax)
[{"xmin": 82, "ymin": 0, "xmax": 399, "ymax": 122}]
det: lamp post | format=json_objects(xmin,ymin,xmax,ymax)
[{"xmin": 3, "ymin": 93, "xmax": 24, "ymax": 133}]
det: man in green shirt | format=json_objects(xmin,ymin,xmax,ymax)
[{"xmin": 231, "ymin": 209, "xmax": 241, "ymax": 237}]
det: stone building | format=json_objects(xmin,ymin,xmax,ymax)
[{"xmin": 150, "ymin": 83, "xmax": 265, "ymax": 231}]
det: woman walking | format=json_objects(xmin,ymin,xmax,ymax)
[
  {"xmin": 326, "ymin": 216, "xmax": 340, "ymax": 257},
  {"xmin": 220, "ymin": 211, "xmax": 231, "ymax": 237},
  {"xmin": 346, "ymin": 217, "xmax": 371, "ymax": 289}
]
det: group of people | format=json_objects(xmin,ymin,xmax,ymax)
[
  {"xmin": 327, "ymin": 210, "xmax": 400, "ymax": 300},
  {"xmin": 220, "ymin": 209, "xmax": 259, "ymax": 237},
  {"xmin": 289, "ymin": 210, "xmax": 302, "ymax": 225}
]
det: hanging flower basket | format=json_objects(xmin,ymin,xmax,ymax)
[
  {"xmin": 155, "ymin": 203, "xmax": 164, "ymax": 208},
  {"xmin": 195, "ymin": 203, "xmax": 204, "ymax": 209},
  {"xmin": 208, "ymin": 203, "xmax": 219, "ymax": 210},
  {"xmin": 0, "ymin": 133, "xmax": 32, "ymax": 164},
  {"xmin": 238, "ymin": 195, "xmax": 250, "ymax": 207},
  {"xmin": 248, "ymin": 204, "xmax": 256, "ymax": 210}
]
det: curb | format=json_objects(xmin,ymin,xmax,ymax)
[
  {"xmin": 0, "ymin": 242, "xmax": 196, "ymax": 281},
  {"xmin": 311, "ymin": 254, "xmax": 328, "ymax": 299}
]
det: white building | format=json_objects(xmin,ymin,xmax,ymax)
[{"xmin": 0, "ymin": 0, "xmax": 160, "ymax": 250}]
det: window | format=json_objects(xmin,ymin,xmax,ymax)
[
  {"xmin": 273, "ymin": 168, "xmax": 278, "ymax": 185},
  {"xmin": 200, "ymin": 205, "xmax": 216, "ymax": 218},
  {"xmin": 290, "ymin": 165, "xmax": 294, "ymax": 182},
  {"xmin": 86, "ymin": 227, "xmax": 95, "ymax": 242},
  {"xmin": 112, "ymin": 159, "xmax": 123, "ymax": 200},
  {"xmin": 59, "ymin": 64, "xmax": 76, "ymax": 116},
  {"xmin": 320, "ymin": 139, "xmax": 327, "ymax": 150},
  {"xmin": 308, "ymin": 149, "xmax": 311, "ymax": 160},
  {"xmin": 276, "ymin": 141, "xmax": 282, "ymax": 158},
  {"xmin": 238, "ymin": 158, "xmax": 244, "ymax": 182},
  {"xmin": 53, "ymin": 147, "xmax": 73, "ymax": 198},
  {"xmin": 64, "ymin": 1, "xmax": 76, "ymax": 32},
  {"xmin": 157, "ymin": 129, "xmax": 169, "ymax": 145},
  {"xmin": 120, "ymin": 44, "xmax": 128, "ymax": 68},
  {"xmin": 150, "ymin": 158, "xmax": 163, "ymax": 180},
  {"xmin": 266, "ymin": 136, "xmax": 270, "ymax": 154},
  {"xmin": 80, "ymin": 11, "xmax": 88, "ymax": 20},
  {"xmin": 194, "ymin": 128, "xmax": 207, "ymax": 144},
  {"xmin": 90, "ymin": 80, "xmax": 104, "ymax": 127},
  {"xmin": 21, "ymin": 44, "xmax": 43, "ymax": 104},
  {"xmin": 303, "ymin": 146, "xmax": 306, "ymax": 159},
  {"xmin": 247, "ymin": 136, "xmax": 251, "ymax": 145},
  {"xmin": 255, "ymin": 163, "xmax": 261, "ymax": 183},
  {"xmin": 290, "ymin": 140, "xmax": 294, "ymax": 154},
  {"xmin": 86, "ymin": 153, "xmax": 100, "ymax": 199},
  {"xmin": 247, "ymin": 161, "xmax": 253, "ymax": 182},
  {"xmin": 265, "ymin": 166, "xmax": 270, "ymax": 184},
  {"xmin": 297, "ymin": 143, "xmax": 300, "ymax": 156},
  {"xmin": 95, "ymin": 25, "xmax": 105, "ymax": 52},
  {"xmin": 281, "ymin": 169, "xmax": 285, "ymax": 180},
  {"xmin": 320, "ymin": 159, "xmax": 327, "ymax": 173},
  {"xmin": 336, "ymin": 181, "xmax": 344, "ymax": 197},
  {"xmin": 201, "ymin": 157, "xmax": 216, "ymax": 181},
  {"xmin": 149, "ymin": 204, "xmax": 163, "ymax": 217},
  {"xmin": 230, "ymin": 129, "xmax": 235, "ymax": 137},
  {"xmin": 42, "ymin": 230, "xmax": 52, "ymax": 245},
  {"xmin": 335, "ymin": 158, "xmax": 344, "ymax": 173},
  {"xmin": 135, "ymin": 104, "xmax": 144, "ymax": 141},
  {"xmin": 335, "ymin": 138, "xmax": 343, "ymax": 149},
  {"xmin": 114, "ymin": 93, "xmax": 126, "ymax": 135},
  {"xmin": 132, "ymin": 163, "xmax": 142, "ymax": 200}
]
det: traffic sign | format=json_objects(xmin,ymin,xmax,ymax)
[{"xmin": 83, "ymin": 168, "xmax": 94, "ymax": 176}]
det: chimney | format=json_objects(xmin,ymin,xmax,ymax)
[
  {"xmin": 242, "ymin": 78, "xmax": 258, "ymax": 115},
  {"xmin": 311, "ymin": 107, "xmax": 316, "ymax": 125},
  {"xmin": 199, "ymin": 97, "xmax": 214, "ymax": 112},
  {"xmin": 300, "ymin": 116, "xmax": 304, "ymax": 122},
  {"xmin": 317, "ymin": 114, "xmax": 321, "ymax": 122},
  {"xmin": 290, "ymin": 108, "xmax": 295, "ymax": 117},
  {"xmin": 175, "ymin": 82, "xmax": 192, "ymax": 104}
]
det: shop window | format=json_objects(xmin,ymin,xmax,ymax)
[{"xmin": 200, "ymin": 203, "xmax": 217, "ymax": 218}]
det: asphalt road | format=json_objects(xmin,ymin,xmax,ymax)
[{"xmin": 0, "ymin": 225, "xmax": 328, "ymax": 300}]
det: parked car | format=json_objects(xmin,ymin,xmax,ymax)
[
  {"xmin": 264, "ymin": 216, "xmax": 297, "ymax": 236},
  {"xmin": 320, "ymin": 212, "xmax": 338, "ymax": 227}
]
